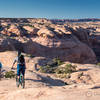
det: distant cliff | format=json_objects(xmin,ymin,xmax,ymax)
[
  {"xmin": 50, "ymin": 18, "xmax": 100, "ymax": 24},
  {"xmin": 0, "ymin": 18, "xmax": 100, "ymax": 24}
]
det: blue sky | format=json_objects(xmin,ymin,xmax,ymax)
[{"xmin": 0, "ymin": 0, "xmax": 100, "ymax": 19}]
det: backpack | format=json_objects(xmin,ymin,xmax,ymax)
[{"xmin": 18, "ymin": 55, "xmax": 25, "ymax": 65}]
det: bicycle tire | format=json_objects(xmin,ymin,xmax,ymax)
[
  {"xmin": 20, "ymin": 73, "xmax": 25, "ymax": 88},
  {"xmin": 16, "ymin": 73, "xmax": 25, "ymax": 88},
  {"xmin": 16, "ymin": 75, "xmax": 19, "ymax": 87}
]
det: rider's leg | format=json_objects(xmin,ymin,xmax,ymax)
[
  {"xmin": 17, "ymin": 64, "xmax": 20, "ymax": 79},
  {"xmin": 22, "ymin": 67, "xmax": 25, "ymax": 79}
]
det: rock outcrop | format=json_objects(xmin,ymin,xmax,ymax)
[{"xmin": 0, "ymin": 18, "xmax": 97, "ymax": 64}]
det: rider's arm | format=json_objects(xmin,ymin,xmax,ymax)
[
  {"xmin": 12, "ymin": 60, "xmax": 16, "ymax": 69},
  {"xmin": 12, "ymin": 57, "xmax": 18, "ymax": 69}
]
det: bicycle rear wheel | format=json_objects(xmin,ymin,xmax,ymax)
[
  {"xmin": 16, "ymin": 75, "xmax": 19, "ymax": 87},
  {"xmin": 20, "ymin": 74, "xmax": 25, "ymax": 88},
  {"xmin": 22, "ymin": 79, "xmax": 25, "ymax": 89}
]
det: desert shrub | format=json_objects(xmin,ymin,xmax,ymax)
[
  {"xmin": 65, "ymin": 64, "xmax": 77, "ymax": 74},
  {"xmin": 40, "ymin": 63, "xmax": 77, "ymax": 75},
  {"xmin": 39, "ymin": 65, "xmax": 57, "ymax": 73},
  {"xmin": 52, "ymin": 58, "xmax": 64, "ymax": 66},
  {"xmin": 55, "ymin": 67, "xmax": 65, "ymax": 74},
  {"xmin": 39, "ymin": 58, "xmax": 64, "ymax": 73},
  {"xmin": 55, "ymin": 64, "xmax": 77, "ymax": 78},
  {"xmin": 97, "ymin": 63, "xmax": 100, "ymax": 66},
  {"xmin": 5, "ymin": 71, "xmax": 15, "ymax": 78},
  {"xmin": 56, "ymin": 73, "xmax": 70, "ymax": 79},
  {"xmin": 46, "ymin": 58, "xmax": 63, "ymax": 68},
  {"xmin": 55, "ymin": 64, "xmax": 77, "ymax": 74}
]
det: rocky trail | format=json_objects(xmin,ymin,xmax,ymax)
[
  {"xmin": 1, "ymin": 66, "xmax": 100, "ymax": 100},
  {"xmin": 0, "ymin": 18, "xmax": 100, "ymax": 100},
  {"xmin": 0, "ymin": 67, "xmax": 66, "ymax": 100}
]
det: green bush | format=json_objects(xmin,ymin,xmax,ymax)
[
  {"xmin": 65, "ymin": 64, "xmax": 77, "ymax": 74},
  {"xmin": 39, "ymin": 65, "xmax": 57, "ymax": 73},
  {"xmin": 55, "ymin": 64, "xmax": 77, "ymax": 78},
  {"xmin": 39, "ymin": 58, "xmax": 63, "ymax": 73},
  {"xmin": 55, "ymin": 67, "xmax": 65, "ymax": 74},
  {"xmin": 39, "ymin": 57, "xmax": 76, "ymax": 78},
  {"xmin": 5, "ymin": 71, "xmax": 15, "ymax": 78},
  {"xmin": 55, "ymin": 64, "xmax": 77, "ymax": 74},
  {"xmin": 53, "ymin": 58, "xmax": 64, "ymax": 66},
  {"xmin": 56, "ymin": 73, "xmax": 70, "ymax": 79},
  {"xmin": 97, "ymin": 63, "xmax": 100, "ymax": 66},
  {"xmin": 39, "ymin": 63, "xmax": 77, "ymax": 75}
]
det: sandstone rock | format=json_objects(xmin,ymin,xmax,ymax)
[
  {"xmin": 22, "ymin": 36, "xmax": 96, "ymax": 64},
  {"xmin": 37, "ymin": 27, "xmax": 55, "ymax": 38},
  {"xmin": 8, "ymin": 24, "xmax": 20, "ymax": 36},
  {"xmin": 23, "ymin": 25, "xmax": 34, "ymax": 32},
  {"xmin": 1, "ymin": 34, "xmax": 97, "ymax": 64},
  {"xmin": 23, "ymin": 26, "xmax": 39, "ymax": 35},
  {"xmin": 0, "ymin": 35, "xmax": 97, "ymax": 64},
  {"xmin": 54, "ymin": 25, "xmax": 70, "ymax": 35},
  {"xmin": 96, "ymin": 28, "xmax": 100, "ymax": 32},
  {"xmin": 65, "ymin": 26, "xmax": 90, "ymax": 45},
  {"xmin": 70, "ymin": 72, "xmax": 82, "ymax": 80},
  {"xmin": 1, "ymin": 22, "xmax": 8, "ymax": 26},
  {"xmin": 0, "ymin": 19, "xmax": 97, "ymax": 64},
  {"xmin": 1, "ymin": 28, "xmax": 10, "ymax": 35}
]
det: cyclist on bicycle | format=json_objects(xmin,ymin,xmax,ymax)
[{"xmin": 12, "ymin": 51, "xmax": 26, "ymax": 79}]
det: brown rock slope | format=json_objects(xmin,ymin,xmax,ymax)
[
  {"xmin": 1, "ymin": 64, "xmax": 100, "ymax": 100},
  {"xmin": 0, "ymin": 18, "xmax": 97, "ymax": 64}
]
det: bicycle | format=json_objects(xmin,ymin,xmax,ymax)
[{"xmin": 16, "ymin": 72, "xmax": 25, "ymax": 88}]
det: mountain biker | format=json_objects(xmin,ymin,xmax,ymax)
[{"xmin": 12, "ymin": 51, "xmax": 26, "ymax": 79}]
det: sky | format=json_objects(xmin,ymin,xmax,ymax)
[{"xmin": 0, "ymin": 0, "xmax": 100, "ymax": 19}]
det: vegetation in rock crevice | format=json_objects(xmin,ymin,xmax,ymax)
[
  {"xmin": 5, "ymin": 71, "xmax": 15, "ymax": 78},
  {"xmin": 39, "ymin": 58, "xmax": 77, "ymax": 78}
]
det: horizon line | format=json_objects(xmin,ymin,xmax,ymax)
[{"xmin": 0, "ymin": 17, "xmax": 100, "ymax": 20}]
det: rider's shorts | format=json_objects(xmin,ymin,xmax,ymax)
[{"xmin": 17, "ymin": 64, "xmax": 25, "ymax": 76}]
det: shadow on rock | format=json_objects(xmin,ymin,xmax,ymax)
[{"xmin": 25, "ymin": 72, "xmax": 67, "ymax": 86}]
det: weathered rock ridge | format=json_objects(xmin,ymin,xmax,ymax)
[{"xmin": 0, "ymin": 18, "xmax": 97, "ymax": 64}]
